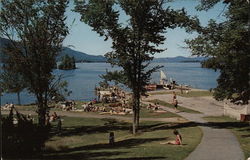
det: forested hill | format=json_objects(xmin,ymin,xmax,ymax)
[
  {"xmin": 152, "ymin": 56, "xmax": 207, "ymax": 63},
  {"xmin": 58, "ymin": 47, "xmax": 106, "ymax": 62},
  {"xmin": 0, "ymin": 37, "xmax": 106, "ymax": 62}
]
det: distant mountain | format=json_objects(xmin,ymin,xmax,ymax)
[
  {"xmin": 1, "ymin": 37, "xmax": 206, "ymax": 63},
  {"xmin": 153, "ymin": 56, "xmax": 207, "ymax": 63},
  {"xmin": 58, "ymin": 47, "xmax": 106, "ymax": 62},
  {"xmin": 0, "ymin": 37, "xmax": 106, "ymax": 62}
]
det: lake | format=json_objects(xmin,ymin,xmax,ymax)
[{"xmin": 1, "ymin": 62, "xmax": 219, "ymax": 105}]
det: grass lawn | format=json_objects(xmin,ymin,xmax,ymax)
[
  {"xmin": 13, "ymin": 102, "xmax": 181, "ymax": 119},
  {"xmin": 149, "ymin": 90, "xmax": 213, "ymax": 97},
  {"xmin": 139, "ymin": 107, "xmax": 181, "ymax": 118},
  {"xmin": 67, "ymin": 107, "xmax": 181, "ymax": 118},
  {"xmin": 203, "ymin": 116, "xmax": 250, "ymax": 158},
  {"xmin": 147, "ymin": 99, "xmax": 201, "ymax": 114},
  {"xmin": 42, "ymin": 116, "xmax": 202, "ymax": 160}
]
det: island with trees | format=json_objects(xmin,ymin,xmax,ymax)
[{"xmin": 58, "ymin": 54, "xmax": 76, "ymax": 70}]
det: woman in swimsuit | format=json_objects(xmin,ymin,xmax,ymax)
[{"xmin": 161, "ymin": 129, "xmax": 182, "ymax": 145}]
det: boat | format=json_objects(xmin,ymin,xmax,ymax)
[
  {"xmin": 159, "ymin": 70, "xmax": 172, "ymax": 90},
  {"xmin": 160, "ymin": 70, "xmax": 168, "ymax": 85}
]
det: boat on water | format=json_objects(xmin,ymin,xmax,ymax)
[{"xmin": 145, "ymin": 70, "xmax": 191, "ymax": 91}]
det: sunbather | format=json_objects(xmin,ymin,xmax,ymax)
[{"xmin": 161, "ymin": 129, "xmax": 182, "ymax": 145}]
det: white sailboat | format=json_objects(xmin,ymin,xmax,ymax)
[{"xmin": 160, "ymin": 70, "xmax": 167, "ymax": 85}]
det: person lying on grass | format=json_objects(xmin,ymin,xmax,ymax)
[{"xmin": 160, "ymin": 129, "xmax": 182, "ymax": 145}]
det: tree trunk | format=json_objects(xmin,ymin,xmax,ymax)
[
  {"xmin": 132, "ymin": 92, "xmax": 141, "ymax": 134},
  {"xmin": 17, "ymin": 92, "xmax": 21, "ymax": 105},
  {"xmin": 132, "ymin": 108, "xmax": 137, "ymax": 134},
  {"xmin": 37, "ymin": 98, "xmax": 47, "ymax": 128},
  {"xmin": 136, "ymin": 100, "xmax": 140, "ymax": 130},
  {"xmin": 132, "ymin": 94, "xmax": 138, "ymax": 134}
]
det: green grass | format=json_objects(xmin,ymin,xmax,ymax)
[
  {"xmin": 42, "ymin": 116, "xmax": 202, "ymax": 160},
  {"xmin": 139, "ymin": 107, "xmax": 181, "ymax": 118},
  {"xmin": 203, "ymin": 116, "xmax": 250, "ymax": 158},
  {"xmin": 176, "ymin": 91, "xmax": 213, "ymax": 97},
  {"xmin": 67, "ymin": 107, "xmax": 181, "ymax": 118},
  {"xmin": 149, "ymin": 90, "xmax": 213, "ymax": 97},
  {"xmin": 14, "ymin": 101, "xmax": 180, "ymax": 118},
  {"xmin": 147, "ymin": 99, "xmax": 201, "ymax": 114}
]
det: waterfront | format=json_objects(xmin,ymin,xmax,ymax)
[{"xmin": 1, "ymin": 62, "xmax": 219, "ymax": 105}]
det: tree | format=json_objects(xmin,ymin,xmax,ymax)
[
  {"xmin": 58, "ymin": 54, "xmax": 76, "ymax": 70},
  {"xmin": 75, "ymin": 0, "xmax": 199, "ymax": 134},
  {"xmin": 186, "ymin": 0, "xmax": 250, "ymax": 104},
  {"xmin": 0, "ymin": 64, "xmax": 26, "ymax": 105},
  {"xmin": 0, "ymin": 0, "xmax": 69, "ymax": 127}
]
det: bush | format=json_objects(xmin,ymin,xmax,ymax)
[
  {"xmin": 2, "ymin": 107, "xmax": 51, "ymax": 158},
  {"xmin": 58, "ymin": 54, "xmax": 76, "ymax": 70}
]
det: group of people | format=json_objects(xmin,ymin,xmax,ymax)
[
  {"xmin": 62, "ymin": 100, "xmax": 76, "ymax": 111},
  {"xmin": 81, "ymin": 102, "xmax": 133, "ymax": 115},
  {"xmin": 147, "ymin": 103, "xmax": 160, "ymax": 111},
  {"xmin": 82, "ymin": 101, "xmax": 101, "ymax": 112},
  {"xmin": 1, "ymin": 102, "xmax": 15, "ymax": 110},
  {"xmin": 96, "ymin": 86, "xmax": 127, "ymax": 103},
  {"xmin": 46, "ymin": 111, "xmax": 60, "ymax": 125}
]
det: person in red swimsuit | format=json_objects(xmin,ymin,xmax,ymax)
[{"xmin": 160, "ymin": 129, "xmax": 182, "ymax": 145}]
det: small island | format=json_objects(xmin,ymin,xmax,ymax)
[{"xmin": 58, "ymin": 54, "xmax": 76, "ymax": 70}]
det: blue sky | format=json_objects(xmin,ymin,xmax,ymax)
[{"xmin": 63, "ymin": 0, "xmax": 226, "ymax": 58}]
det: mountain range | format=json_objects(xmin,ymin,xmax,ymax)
[{"xmin": 0, "ymin": 37, "xmax": 206, "ymax": 63}]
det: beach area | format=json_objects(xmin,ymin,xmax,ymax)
[
  {"xmin": 1, "ymin": 0, "xmax": 249, "ymax": 159},
  {"xmin": 2, "ymin": 88, "xmax": 249, "ymax": 159}
]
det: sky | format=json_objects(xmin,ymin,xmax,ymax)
[{"xmin": 63, "ymin": 0, "xmax": 227, "ymax": 58}]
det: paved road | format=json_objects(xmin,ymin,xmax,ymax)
[{"xmin": 143, "ymin": 94, "xmax": 245, "ymax": 160}]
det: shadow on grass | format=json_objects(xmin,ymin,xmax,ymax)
[
  {"xmin": 42, "ymin": 150, "xmax": 127, "ymax": 160},
  {"xmin": 43, "ymin": 119, "xmax": 249, "ymax": 159},
  {"xmin": 57, "ymin": 119, "xmax": 171, "ymax": 137},
  {"xmin": 101, "ymin": 157, "xmax": 166, "ymax": 160},
  {"xmin": 44, "ymin": 137, "xmax": 166, "ymax": 160},
  {"xmin": 142, "ymin": 121, "xmax": 250, "ymax": 136},
  {"xmin": 47, "ymin": 137, "xmax": 166, "ymax": 153}
]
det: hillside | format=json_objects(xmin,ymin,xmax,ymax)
[
  {"xmin": 58, "ymin": 47, "xmax": 106, "ymax": 62},
  {"xmin": 0, "ymin": 37, "xmax": 106, "ymax": 62},
  {"xmin": 153, "ymin": 56, "xmax": 207, "ymax": 63}
]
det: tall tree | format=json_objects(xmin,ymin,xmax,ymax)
[
  {"xmin": 186, "ymin": 0, "xmax": 250, "ymax": 104},
  {"xmin": 75, "ymin": 0, "xmax": 199, "ymax": 134},
  {"xmin": 0, "ymin": 0, "xmax": 69, "ymax": 127},
  {"xmin": 0, "ymin": 64, "xmax": 26, "ymax": 105}
]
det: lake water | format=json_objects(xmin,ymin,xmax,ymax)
[{"xmin": 1, "ymin": 62, "xmax": 219, "ymax": 105}]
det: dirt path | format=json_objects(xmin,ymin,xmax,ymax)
[{"xmin": 143, "ymin": 94, "xmax": 245, "ymax": 160}]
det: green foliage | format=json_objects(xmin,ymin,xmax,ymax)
[
  {"xmin": 0, "ymin": 64, "xmax": 27, "ymax": 104},
  {"xmin": 0, "ymin": 0, "xmax": 69, "ymax": 126},
  {"xmin": 58, "ymin": 54, "xmax": 76, "ymax": 70},
  {"xmin": 48, "ymin": 75, "xmax": 72, "ymax": 102},
  {"xmin": 2, "ymin": 107, "xmax": 50, "ymax": 158},
  {"xmin": 186, "ymin": 0, "xmax": 250, "ymax": 104},
  {"xmin": 75, "ymin": 0, "xmax": 200, "ymax": 133}
]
